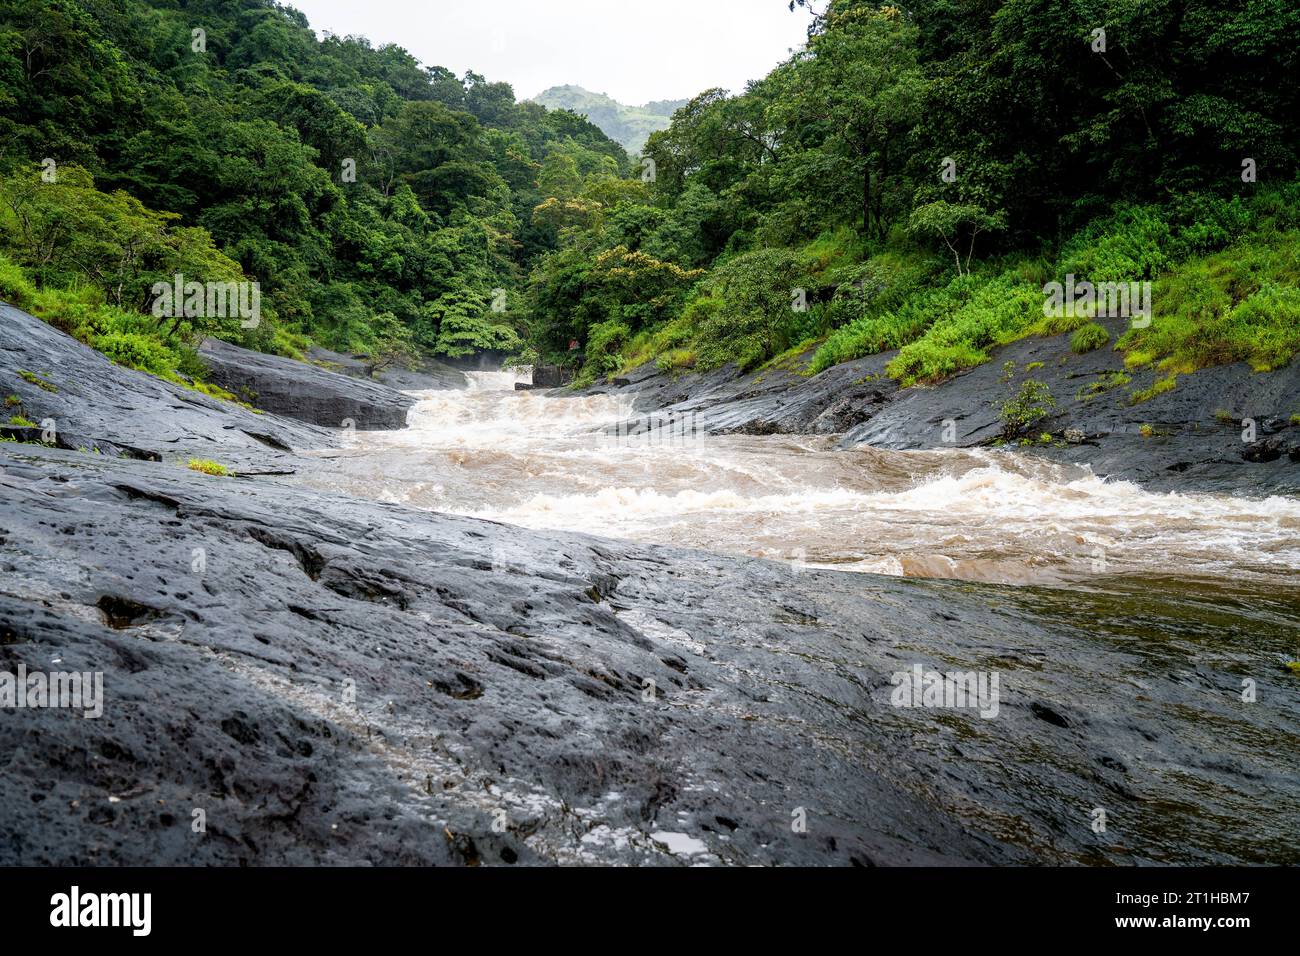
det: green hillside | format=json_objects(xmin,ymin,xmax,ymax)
[
  {"xmin": 532, "ymin": 86, "xmax": 684, "ymax": 153},
  {"xmin": 0, "ymin": 0, "xmax": 628, "ymax": 385}
]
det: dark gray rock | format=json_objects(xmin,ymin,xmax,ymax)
[
  {"xmin": 531, "ymin": 365, "xmax": 569, "ymax": 389},
  {"xmin": 515, "ymin": 365, "xmax": 573, "ymax": 391},
  {"xmin": 305, "ymin": 346, "xmax": 468, "ymax": 392},
  {"xmin": 1242, "ymin": 436, "xmax": 1287, "ymax": 463},
  {"xmin": 584, "ymin": 351, "xmax": 899, "ymax": 438},
  {"xmin": 1, "ymin": 303, "xmax": 330, "ymax": 469},
  {"xmin": 4, "ymin": 443, "xmax": 1298, "ymax": 866},
  {"xmin": 199, "ymin": 338, "xmax": 414, "ymax": 430},
  {"xmin": 2, "ymin": 302, "xmax": 1297, "ymax": 866}
]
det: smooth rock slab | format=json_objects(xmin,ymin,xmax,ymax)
[
  {"xmin": 1, "ymin": 446, "xmax": 1297, "ymax": 865},
  {"xmin": 199, "ymin": 338, "xmax": 415, "ymax": 430},
  {"xmin": 1, "ymin": 303, "xmax": 329, "ymax": 465}
]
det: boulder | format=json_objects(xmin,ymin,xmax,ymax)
[
  {"xmin": 532, "ymin": 364, "xmax": 569, "ymax": 388},
  {"xmin": 304, "ymin": 346, "xmax": 468, "ymax": 391},
  {"xmin": 1241, "ymin": 436, "xmax": 1287, "ymax": 463},
  {"xmin": 515, "ymin": 364, "xmax": 573, "ymax": 391},
  {"xmin": 199, "ymin": 338, "xmax": 414, "ymax": 430}
]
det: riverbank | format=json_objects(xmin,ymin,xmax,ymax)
[
  {"xmin": 3, "ymin": 303, "xmax": 1298, "ymax": 866},
  {"xmin": 583, "ymin": 323, "xmax": 1300, "ymax": 496}
]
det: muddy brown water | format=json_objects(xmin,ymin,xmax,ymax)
[{"xmin": 297, "ymin": 370, "xmax": 1300, "ymax": 590}]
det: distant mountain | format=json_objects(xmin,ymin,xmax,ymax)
[{"xmin": 532, "ymin": 86, "xmax": 686, "ymax": 153}]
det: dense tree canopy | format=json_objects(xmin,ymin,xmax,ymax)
[
  {"xmin": 528, "ymin": 0, "xmax": 1298, "ymax": 383},
  {"xmin": 0, "ymin": 0, "xmax": 628, "ymax": 364},
  {"xmin": 1, "ymin": 0, "xmax": 1296, "ymax": 392}
]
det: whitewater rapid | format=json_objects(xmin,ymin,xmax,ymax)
[{"xmin": 296, "ymin": 369, "xmax": 1300, "ymax": 587}]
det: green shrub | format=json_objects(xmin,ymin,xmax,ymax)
[
  {"xmin": 1120, "ymin": 234, "xmax": 1300, "ymax": 374},
  {"xmin": 809, "ymin": 255, "xmax": 952, "ymax": 373},
  {"xmin": 1167, "ymin": 193, "xmax": 1251, "ymax": 258},
  {"xmin": 93, "ymin": 332, "xmax": 177, "ymax": 378},
  {"xmin": 885, "ymin": 272, "xmax": 1041, "ymax": 385},
  {"xmin": 619, "ymin": 313, "xmax": 695, "ymax": 373},
  {"xmin": 655, "ymin": 348, "xmax": 697, "ymax": 374},
  {"xmin": 694, "ymin": 248, "xmax": 808, "ymax": 372},
  {"xmin": 0, "ymin": 257, "xmax": 36, "ymax": 309},
  {"xmin": 813, "ymin": 277, "xmax": 964, "ymax": 374},
  {"xmin": 1057, "ymin": 205, "xmax": 1172, "ymax": 282},
  {"xmin": 997, "ymin": 378, "xmax": 1057, "ymax": 439},
  {"xmin": 1070, "ymin": 323, "xmax": 1111, "ymax": 354},
  {"xmin": 574, "ymin": 319, "xmax": 631, "ymax": 386}
]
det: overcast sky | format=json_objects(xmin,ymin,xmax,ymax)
[{"xmin": 287, "ymin": 0, "xmax": 815, "ymax": 106}]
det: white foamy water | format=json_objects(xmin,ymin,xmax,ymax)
[{"xmin": 296, "ymin": 375, "xmax": 1300, "ymax": 587}]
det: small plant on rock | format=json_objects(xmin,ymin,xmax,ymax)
[
  {"xmin": 1070, "ymin": 323, "xmax": 1110, "ymax": 354},
  {"xmin": 186, "ymin": 458, "xmax": 234, "ymax": 478},
  {"xmin": 1130, "ymin": 375, "xmax": 1178, "ymax": 404},
  {"xmin": 17, "ymin": 370, "xmax": 57, "ymax": 393},
  {"xmin": 996, "ymin": 377, "xmax": 1058, "ymax": 440}
]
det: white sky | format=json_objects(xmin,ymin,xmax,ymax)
[{"xmin": 286, "ymin": 0, "xmax": 815, "ymax": 106}]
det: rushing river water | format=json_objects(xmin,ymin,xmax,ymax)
[{"xmin": 297, "ymin": 369, "xmax": 1300, "ymax": 590}]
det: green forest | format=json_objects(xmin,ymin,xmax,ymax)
[{"xmin": 1, "ymin": 0, "xmax": 1297, "ymax": 400}]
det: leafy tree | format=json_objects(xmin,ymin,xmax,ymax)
[
  {"xmin": 907, "ymin": 201, "xmax": 1007, "ymax": 276},
  {"xmin": 775, "ymin": 3, "xmax": 926, "ymax": 241},
  {"xmin": 428, "ymin": 289, "xmax": 522, "ymax": 357},
  {"xmin": 695, "ymin": 248, "xmax": 807, "ymax": 370}
]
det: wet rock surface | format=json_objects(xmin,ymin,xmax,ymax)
[
  {"xmin": 1, "ymin": 304, "xmax": 330, "ymax": 471},
  {"xmin": 305, "ymin": 346, "xmax": 469, "ymax": 392},
  {"xmin": 2, "ymin": 304, "xmax": 1298, "ymax": 866},
  {"xmin": 199, "ymin": 338, "xmax": 415, "ymax": 430},
  {"xmin": 5, "ymin": 444, "xmax": 1299, "ymax": 866},
  {"xmin": 587, "ymin": 320, "xmax": 1300, "ymax": 495}
]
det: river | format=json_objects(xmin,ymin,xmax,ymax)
[{"xmin": 296, "ymin": 369, "xmax": 1300, "ymax": 591}]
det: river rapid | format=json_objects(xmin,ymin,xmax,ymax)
[{"xmin": 295, "ymin": 369, "xmax": 1300, "ymax": 591}]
